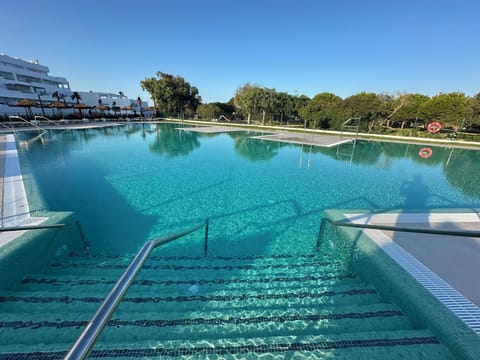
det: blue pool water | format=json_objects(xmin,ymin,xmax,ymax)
[
  {"xmin": 16, "ymin": 123, "xmax": 480, "ymax": 256},
  {"xmin": 3, "ymin": 122, "xmax": 479, "ymax": 359}
]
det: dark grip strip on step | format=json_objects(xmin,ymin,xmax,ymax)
[
  {"xmin": 0, "ymin": 288, "xmax": 376, "ymax": 304},
  {"xmin": 48, "ymin": 261, "xmax": 338, "ymax": 271},
  {"xmin": 84, "ymin": 253, "xmax": 322, "ymax": 261},
  {"xmin": 21, "ymin": 273, "xmax": 356, "ymax": 287},
  {"xmin": 0, "ymin": 336, "xmax": 440, "ymax": 359},
  {"xmin": 0, "ymin": 309, "xmax": 403, "ymax": 329}
]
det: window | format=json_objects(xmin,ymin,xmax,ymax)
[{"xmin": 33, "ymin": 87, "xmax": 46, "ymax": 95}]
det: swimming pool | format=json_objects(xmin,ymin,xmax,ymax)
[
  {"xmin": 2, "ymin": 122, "xmax": 480, "ymax": 359},
  {"xmin": 17, "ymin": 123, "xmax": 480, "ymax": 257}
]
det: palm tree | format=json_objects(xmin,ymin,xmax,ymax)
[
  {"xmin": 71, "ymin": 91, "xmax": 82, "ymax": 104},
  {"xmin": 52, "ymin": 91, "xmax": 61, "ymax": 102},
  {"xmin": 71, "ymin": 92, "xmax": 84, "ymax": 118},
  {"xmin": 137, "ymin": 97, "xmax": 144, "ymax": 117}
]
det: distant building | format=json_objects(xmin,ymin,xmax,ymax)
[
  {"xmin": 76, "ymin": 91, "xmax": 130, "ymax": 108},
  {"xmin": 0, "ymin": 53, "xmax": 71, "ymax": 116},
  {"xmin": 0, "ymin": 53, "xmax": 142, "ymax": 117}
]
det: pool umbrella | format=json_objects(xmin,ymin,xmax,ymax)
[
  {"xmin": 73, "ymin": 103, "xmax": 89, "ymax": 118},
  {"xmin": 48, "ymin": 101, "xmax": 67, "ymax": 109},
  {"xmin": 111, "ymin": 105, "xmax": 121, "ymax": 117},
  {"xmin": 48, "ymin": 101, "xmax": 67, "ymax": 118},
  {"xmin": 95, "ymin": 104, "xmax": 109, "ymax": 118},
  {"xmin": 12, "ymin": 99, "xmax": 37, "ymax": 118},
  {"xmin": 121, "ymin": 105, "xmax": 132, "ymax": 111}
]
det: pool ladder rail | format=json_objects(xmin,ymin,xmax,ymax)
[
  {"xmin": 65, "ymin": 219, "xmax": 209, "ymax": 360},
  {"xmin": 317, "ymin": 217, "xmax": 480, "ymax": 249}
]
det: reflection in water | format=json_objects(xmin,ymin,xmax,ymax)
[
  {"xmin": 228, "ymin": 132, "xmax": 286, "ymax": 162},
  {"xmin": 443, "ymin": 148, "xmax": 480, "ymax": 198},
  {"xmin": 15, "ymin": 124, "xmax": 480, "ymax": 256},
  {"xmin": 149, "ymin": 126, "xmax": 200, "ymax": 158},
  {"xmin": 400, "ymin": 174, "xmax": 430, "ymax": 208},
  {"xmin": 316, "ymin": 140, "xmax": 480, "ymax": 200}
]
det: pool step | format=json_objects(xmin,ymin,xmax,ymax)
[
  {"xmin": 0, "ymin": 282, "xmax": 382, "ymax": 314},
  {"xmin": 0, "ymin": 303, "xmax": 414, "ymax": 346},
  {"xmin": 43, "ymin": 255, "xmax": 345, "ymax": 279},
  {"xmin": 0, "ymin": 329, "xmax": 454, "ymax": 359},
  {"xmin": 0, "ymin": 252, "xmax": 456, "ymax": 359},
  {"xmin": 19, "ymin": 270, "xmax": 360, "ymax": 295}
]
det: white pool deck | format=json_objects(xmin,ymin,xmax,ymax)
[{"xmin": 1, "ymin": 128, "xmax": 480, "ymax": 335}]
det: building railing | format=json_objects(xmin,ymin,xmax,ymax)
[{"xmin": 65, "ymin": 219, "xmax": 209, "ymax": 360}]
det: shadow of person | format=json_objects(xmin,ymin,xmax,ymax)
[{"xmin": 400, "ymin": 174, "xmax": 430, "ymax": 209}]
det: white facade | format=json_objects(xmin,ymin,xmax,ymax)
[
  {"xmin": 0, "ymin": 54, "xmax": 143, "ymax": 117},
  {"xmin": 0, "ymin": 54, "xmax": 71, "ymax": 116},
  {"xmin": 76, "ymin": 91, "xmax": 130, "ymax": 108}
]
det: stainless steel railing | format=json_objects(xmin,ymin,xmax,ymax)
[
  {"xmin": 8, "ymin": 115, "xmax": 46, "ymax": 132},
  {"xmin": 0, "ymin": 223, "xmax": 65, "ymax": 232},
  {"xmin": 317, "ymin": 216, "xmax": 480, "ymax": 248},
  {"xmin": 65, "ymin": 219, "xmax": 209, "ymax": 360}
]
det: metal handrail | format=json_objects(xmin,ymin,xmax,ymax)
[
  {"xmin": 317, "ymin": 217, "xmax": 480, "ymax": 248},
  {"xmin": 65, "ymin": 219, "xmax": 209, "ymax": 360},
  {"xmin": 0, "ymin": 223, "xmax": 64, "ymax": 232},
  {"xmin": 34, "ymin": 115, "xmax": 63, "ymax": 127},
  {"xmin": 8, "ymin": 115, "xmax": 45, "ymax": 131},
  {"xmin": 340, "ymin": 117, "xmax": 361, "ymax": 140}
]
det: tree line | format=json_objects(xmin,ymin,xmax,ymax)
[{"xmin": 141, "ymin": 72, "xmax": 480, "ymax": 133}]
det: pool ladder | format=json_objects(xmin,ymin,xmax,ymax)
[{"xmin": 337, "ymin": 117, "xmax": 361, "ymax": 163}]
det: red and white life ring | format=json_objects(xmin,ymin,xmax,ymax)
[
  {"xmin": 419, "ymin": 147, "xmax": 432, "ymax": 159},
  {"xmin": 427, "ymin": 121, "xmax": 442, "ymax": 134}
]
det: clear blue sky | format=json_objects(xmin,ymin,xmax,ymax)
[{"xmin": 1, "ymin": 0, "xmax": 479, "ymax": 104}]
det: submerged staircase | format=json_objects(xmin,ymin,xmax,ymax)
[{"xmin": 0, "ymin": 250, "xmax": 455, "ymax": 359}]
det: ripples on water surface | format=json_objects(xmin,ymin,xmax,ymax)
[{"xmin": 16, "ymin": 123, "xmax": 480, "ymax": 256}]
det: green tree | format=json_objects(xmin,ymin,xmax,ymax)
[
  {"xmin": 466, "ymin": 93, "xmax": 480, "ymax": 124},
  {"xmin": 258, "ymin": 88, "xmax": 276, "ymax": 125},
  {"xmin": 233, "ymin": 83, "xmax": 263, "ymax": 124},
  {"xmin": 270, "ymin": 92, "xmax": 295, "ymax": 124},
  {"xmin": 141, "ymin": 72, "xmax": 200, "ymax": 118},
  {"xmin": 197, "ymin": 103, "xmax": 224, "ymax": 120},
  {"xmin": 419, "ymin": 92, "xmax": 468, "ymax": 130},
  {"xmin": 341, "ymin": 92, "xmax": 383, "ymax": 131},
  {"xmin": 299, "ymin": 92, "xmax": 342, "ymax": 129},
  {"xmin": 381, "ymin": 93, "xmax": 430, "ymax": 129},
  {"xmin": 390, "ymin": 94, "xmax": 430, "ymax": 121}
]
